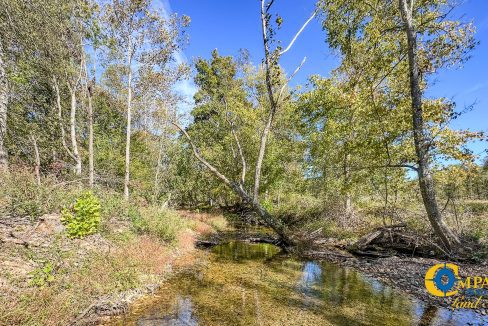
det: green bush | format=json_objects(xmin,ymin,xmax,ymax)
[
  {"xmin": 61, "ymin": 191, "xmax": 101, "ymax": 238},
  {"xmin": 129, "ymin": 206, "xmax": 147, "ymax": 232},
  {"xmin": 28, "ymin": 262, "xmax": 55, "ymax": 287}
]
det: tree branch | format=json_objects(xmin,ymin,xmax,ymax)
[
  {"xmin": 254, "ymin": 0, "xmax": 278, "ymax": 203},
  {"xmin": 347, "ymin": 163, "xmax": 419, "ymax": 172},
  {"xmin": 171, "ymin": 121, "xmax": 234, "ymax": 189},
  {"xmin": 277, "ymin": 56, "xmax": 306, "ymax": 102},
  {"xmin": 260, "ymin": 0, "xmax": 276, "ymax": 109},
  {"xmin": 373, "ymin": 53, "xmax": 407, "ymax": 91},
  {"xmin": 226, "ymin": 113, "xmax": 247, "ymax": 189},
  {"xmin": 279, "ymin": 10, "xmax": 317, "ymax": 56},
  {"xmin": 266, "ymin": 0, "xmax": 275, "ymax": 11}
]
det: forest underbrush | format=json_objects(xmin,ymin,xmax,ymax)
[{"xmin": 0, "ymin": 169, "xmax": 227, "ymax": 325}]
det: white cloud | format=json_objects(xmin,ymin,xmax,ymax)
[{"xmin": 460, "ymin": 82, "xmax": 488, "ymax": 96}]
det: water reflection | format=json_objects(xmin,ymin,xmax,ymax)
[
  {"xmin": 297, "ymin": 261, "xmax": 323, "ymax": 298},
  {"xmin": 300, "ymin": 262, "xmax": 323, "ymax": 286},
  {"xmin": 211, "ymin": 241, "xmax": 281, "ymax": 261},
  {"xmin": 135, "ymin": 296, "xmax": 197, "ymax": 326},
  {"xmin": 115, "ymin": 241, "xmax": 487, "ymax": 326}
]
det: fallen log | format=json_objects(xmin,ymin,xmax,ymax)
[
  {"xmin": 347, "ymin": 224, "xmax": 444, "ymax": 258},
  {"xmin": 245, "ymin": 236, "xmax": 279, "ymax": 245},
  {"xmin": 303, "ymin": 249, "xmax": 354, "ymax": 260},
  {"xmin": 195, "ymin": 240, "xmax": 220, "ymax": 248}
]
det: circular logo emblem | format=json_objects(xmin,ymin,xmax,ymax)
[{"xmin": 425, "ymin": 262, "xmax": 460, "ymax": 297}]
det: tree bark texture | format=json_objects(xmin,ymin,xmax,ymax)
[
  {"xmin": 399, "ymin": 0, "xmax": 461, "ymax": 250},
  {"xmin": 0, "ymin": 41, "xmax": 8, "ymax": 169}
]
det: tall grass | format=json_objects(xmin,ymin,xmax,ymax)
[{"xmin": 132, "ymin": 207, "xmax": 189, "ymax": 243}]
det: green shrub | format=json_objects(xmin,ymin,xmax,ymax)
[
  {"xmin": 61, "ymin": 191, "xmax": 101, "ymax": 238},
  {"xmin": 129, "ymin": 206, "xmax": 147, "ymax": 232},
  {"xmin": 28, "ymin": 262, "xmax": 55, "ymax": 287},
  {"xmin": 97, "ymin": 191, "xmax": 128, "ymax": 235}
]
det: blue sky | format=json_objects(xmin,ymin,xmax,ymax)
[{"xmin": 161, "ymin": 0, "xmax": 487, "ymax": 162}]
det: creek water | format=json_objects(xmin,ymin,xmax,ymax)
[{"xmin": 113, "ymin": 241, "xmax": 487, "ymax": 325}]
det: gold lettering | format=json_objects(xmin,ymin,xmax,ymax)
[
  {"xmin": 481, "ymin": 277, "xmax": 488, "ymax": 288},
  {"xmin": 451, "ymin": 297, "xmax": 461, "ymax": 310},
  {"xmin": 474, "ymin": 296, "xmax": 483, "ymax": 309},
  {"xmin": 458, "ymin": 278, "xmax": 470, "ymax": 289},
  {"xmin": 450, "ymin": 296, "xmax": 487, "ymax": 310},
  {"xmin": 474, "ymin": 277, "xmax": 483, "ymax": 288}
]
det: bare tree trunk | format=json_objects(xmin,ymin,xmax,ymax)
[
  {"xmin": 31, "ymin": 135, "xmax": 41, "ymax": 186},
  {"xmin": 153, "ymin": 134, "xmax": 164, "ymax": 202},
  {"xmin": 254, "ymin": 111, "xmax": 274, "ymax": 204},
  {"xmin": 54, "ymin": 59, "xmax": 83, "ymax": 177},
  {"xmin": 399, "ymin": 0, "xmax": 461, "ymax": 250},
  {"xmin": 382, "ymin": 167, "xmax": 389, "ymax": 226},
  {"xmin": 254, "ymin": 1, "xmax": 314, "ymax": 204},
  {"xmin": 345, "ymin": 195, "xmax": 352, "ymax": 215},
  {"xmin": 253, "ymin": 0, "xmax": 278, "ymax": 204},
  {"xmin": 344, "ymin": 152, "xmax": 352, "ymax": 221},
  {"xmin": 124, "ymin": 46, "xmax": 133, "ymax": 201},
  {"xmin": 54, "ymin": 78, "xmax": 77, "ymax": 164},
  {"xmin": 0, "ymin": 41, "xmax": 8, "ymax": 170},
  {"xmin": 84, "ymin": 47, "xmax": 96, "ymax": 188},
  {"xmin": 69, "ymin": 88, "xmax": 82, "ymax": 176},
  {"xmin": 87, "ymin": 88, "xmax": 94, "ymax": 187}
]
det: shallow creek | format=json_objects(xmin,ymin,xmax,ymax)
[{"xmin": 111, "ymin": 241, "xmax": 487, "ymax": 325}]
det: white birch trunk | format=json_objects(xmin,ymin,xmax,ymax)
[
  {"xmin": 31, "ymin": 136, "xmax": 41, "ymax": 186},
  {"xmin": 124, "ymin": 45, "xmax": 133, "ymax": 200},
  {"xmin": 69, "ymin": 88, "xmax": 82, "ymax": 176},
  {"xmin": 0, "ymin": 41, "xmax": 8, "ymax": 169}
]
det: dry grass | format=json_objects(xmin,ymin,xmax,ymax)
[
  {"xmin": 0, "ymin": 209, "xmax": 227, "ymax": 326},
  {"xmin": 179, "ymin": 209, "xmax": 230, "ymax": 235}
]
